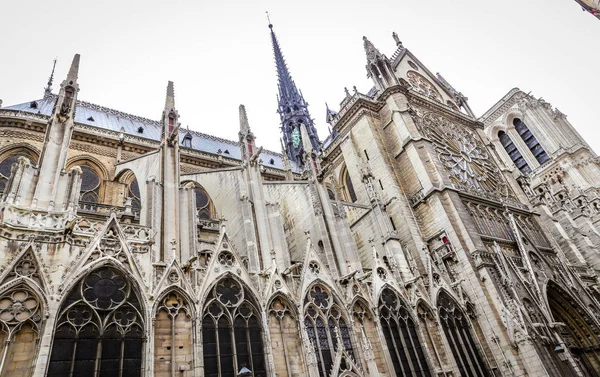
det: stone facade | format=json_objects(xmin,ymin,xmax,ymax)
[{"xmin": 0, "ymin": 28, "xmax": 599, "ymax": 377}]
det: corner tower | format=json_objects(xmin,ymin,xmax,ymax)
[{"xmin": 268, "ymin": 22, "xmax": 320, "ymax": 164}]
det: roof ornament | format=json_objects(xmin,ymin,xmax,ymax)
[
  {"xmin": 44, "ymin": 58, "xmax": 57, "ymax": 99},
  {"xmin": 392, "ymin": 31, "xmax": 403, "ymax": 48}
]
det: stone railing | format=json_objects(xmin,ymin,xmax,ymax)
[
  {"xmin": 330, "ymin": 92, "xmax": 374, "ymax": 127},
  {"xmin": 78, "ymin": 201, "xmax": 140, "ymax": 220},
  {"xmin": 197, "ymin": 218, "xmax": 220, "ymax": 232}
]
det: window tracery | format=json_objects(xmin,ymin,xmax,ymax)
[
  {"xmin": 341, "ymin": 166, "xmax": 357, "ymax": 203},
  {"xmin": 47, "ymin": 266, "xmax": 144, "ymax": 377},
  {"xmin": 128, "ymin": 178, "xmax": 141, "ymax": 218},
  {"xmin": 379, "ymin": 288, "xmax": 431, "ymax": 377},
  {"xmin": 79, "ymin": 163, "xmax": 102, "ymax": 203},
  {"xmin": 202, "ymin": 278, "xmax": 266, "ymax": 377},
  {"xmin": 193, "ymin": 185, "xmax": 214, "ymax": 220},
  {"xmin": 304, "ymin": 284, "xmax": 356, "ymax": 377},
  {"xmin": 407, "ymin": 71, "xmax": 442, "ymax": 102},
  {"xmin": 155, "ymin": 291, "xmax": 193, "ymax": 375},
  {"xmin": 0, "ymin": 149, "xmax": 37, "ymax": 195},
  {"xmin": 268, "ymin": 297, "xmax": 306, "ymax": 376},
  {"xmin": 0, "ymin": 285, "xmax": 42, "ymax": 376},
  {"xmin": 420, "ymin": 113, "xmax": 509, "ymax": 197},
  {"xmin": 438, "ymin": 291, "xmax": 489, "ymax": 377}
]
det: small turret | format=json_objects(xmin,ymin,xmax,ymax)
[
  {"xmin": 161, "ymin": 81, "xmax": 180, "ymax": 145},
  {"xmin": 363, "ymin": 36, "xmax": 397, "ymax": 91},
  {"xmin": 238, "ymin": 104, "xmax": 256, "ymax": 161}
]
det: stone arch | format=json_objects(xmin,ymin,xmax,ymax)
[
  {"xmin": 66, "ymin": 156, "xmax": 109, "ymax": 204},
  {"xmin": 546, "ymin": 280, "xmax": 600, "ymax": 375},
  {"xmin": 182, "ymin": 180, "xmax": 215, "ymax": 220},
  {"xmin": 153, "ymin": 287, "xmax": 195, "ymax": 376},
  {"xmin": 0, "ymin": 145, "xmax": 40, "ymax": 195},
  {"xmin": 267, "ymin": 294, "xmax": 306, "ymax": 376},
  {"xmin": 339, "ymin": 164, "xmax": 357, "ymax": 203},
  {"xmin": 46, "ymin": 265, "xmax": 146, "ymax": 377},
  {"xmin": 303, "ymin": 282, "xmax": 356, "ymax": 377},
  {"xmin": 378, "ymin": 286, "xmax": 432, "ymax": 377},
  {"xmin": 201, "ymin": 275, "xmax": 266, "ymax": 377},
  {"xmin": 416, "ymin": 298, "xmax": 450, "ymax": 373},
  {"xmin": 0, "ymin": 281, "xmax": 44, "ymax": 377},
  {"xmin": 436, "ymin": 289, "xmax": 490, "ymax": 377},
  {"xmin": 350, "ymin": 296, "xmax": 391, "ymax": 376},
  {"xmin": 0, "ymin": 143, "xmax": 40, "ymax": 163},
  {"xmin": 116, "ymin": 169, "xmax": 142, "ymax": 219}
]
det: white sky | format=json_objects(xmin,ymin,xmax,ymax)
[{"xmin": 1, "ymin": 0, "xmax": 598, "ymax": 154}]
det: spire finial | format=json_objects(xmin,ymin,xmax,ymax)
[
  {"xmin": 44, "ymin": 58, "xmax": 57, "ymax": 98},
  {"xmin": 266, "ymin": 11, "xmax": 272, "ymax": 28},
  {"xmin": 239, "ymin": 104, "xmax": 251, "ymax": 134}
]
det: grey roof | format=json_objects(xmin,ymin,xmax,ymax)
[{"xmin": 2, "ymin": 95, "xmax": 298, "ymax": 172}]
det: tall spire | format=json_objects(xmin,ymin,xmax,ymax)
[
  {"xmin": 44, "ymin": 58, "xmax": 57, "ymax": 99},
  {"xmin": 268, "ymin": 21, "xmax": 320, "ymax": 165}
]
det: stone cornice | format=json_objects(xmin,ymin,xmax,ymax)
[{"xmin": 479, "ymin": 88, "xmax": 522, "ymax": 126}]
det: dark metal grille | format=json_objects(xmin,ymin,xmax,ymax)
[
  {"xmin": 498, "ymin": 131, "xmax": 531, "ymax": 174},
  {"xmin": 513, "ymin": 119, "xmax": 550, "ymax": 165}
]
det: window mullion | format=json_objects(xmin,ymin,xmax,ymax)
[{"xmin": 387, "ymin": 317, "xmax": 408, "ymax": 377}]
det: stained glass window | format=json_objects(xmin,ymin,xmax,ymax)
[
  {"xmin": 342, "ymin": 167, "xmax": 357, "ymax": 203},
  {"xmin": 193, "ymin": 186, "xmax": 213, "ymax": 220},
  {"xmin": 379, "ymin": 288, "xmax": 432, "ymax": 377},
  {"xmin": 79, "ymin": 164, "xmax": 101, "ymax": 203},
  {"xmin": 304, "ymin": 285, "xmax": 356, "ymax": 377},
  {"xmin": 47, "ymin": 267, "xmax": 144, "ymax": 377},
  {"xmin": 438, "ymin": 291, "xmax": 489, "ymax": 377},
  {"xmin": 202, "ymin": 278, "xmax": 266, "ymax": 377}
]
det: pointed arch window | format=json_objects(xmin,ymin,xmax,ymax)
[
  {"xmin": 202, "ymin": 278, "xmax": 266, "ymax": 377},
  {"xmin": 438, "ymin": 291, "xmax": 489, "ymax": 377},
  {"xmin": 304, "ymin": 284, "xmax": 356, "ymax": 377},
  {"xmin": 155, "ymin": 291, "xmax": 193, "ymax": 374},
  {"xmin": 513, "ymin": 118, "xmax": 550, "ymax": 165},
  {"xmin": 0, "ymin": 285, "xmax": 43, "ymax": 377},
  {"xmin": 128, "ymin": 178, "xmax": 141, "ymax": 219},
  {"xmin": 268, "ymin": 297, "xmax": 305, "ymax": 376},
  {"xmin": 379, "ymin": 288, "xmax": 431, "ymax": 377},
  {"xmin": 47, "ymin": 267, "xmax": 144, "ymax": 377},
  {"xmin": 341, "ymin": 167, "xmax": 357, "ymax": 203},
  {"xmin": 498, "ymin": 131, "xmax": 531, "ymax": 174},
  {"xmin": 79, "ymin": 164, "xmax": 102, "ymax": 203},
  {"xmin": 0, "ymin": 149, "xmax": 38, "ymax": 195},
  {"xmin": 193, "ymin": 185, "xmax": 214, "ymax": 220}
]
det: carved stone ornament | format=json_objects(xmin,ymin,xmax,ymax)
[
  {"xmin": 407, "ymin": 71, "xmax": 442, "ymax": 102},
  {"xmin": 421, "ymin": 112, "xmax": 509, "ymax": 197}
]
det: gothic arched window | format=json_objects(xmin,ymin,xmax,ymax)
[
  {"xmin": 155, "ymin": 291, "xmax": 193, "ymax": 374},
  {"xmin": 0, "ymin": 286, "xmax": 43, "ymax": 376},
  {"xmin": 269, "ymin": 297, "xmax": 306, "ymax": 376},
  {"xmin": 438, "ymin": 291, "xmax": 489, "ymax": 377},
  {"xmin": 79, "ymin": 163, "xmax": 102, "ymax": 203},
  {"xmin": 379, "ymin": 288, "xmax": 431, "ymax": 377},
  {"xmin": 47, "ymin": 266, "xmax": 144, "ymax": 377},
  {"xmin": 128, "ymin": 178, "xmax": 141, "ymax": 218},
  {"xmin": 498, "ymin": 131, "xmax": 531, "ymax": 174},
  {"xmin": 0, "ymin": 149, "xmax": 38, "ymax": 195},
  {"xmin": 341, "ymin": 167, "xmax": 357, "ymax": 203},
  {"xmin": 202, "ymin": 278, "xmax": 266, "ymax": 377},
  {"xmin": 193, "ymin": 185, "xmax": 214, "ymax": 220},
  {"xmin": 304, "ymin": 284, "xmax": 356, "ymax": 377},
  {"xmin": 513, "ymin": 118, "xmax": 550, "ymax": 165}
]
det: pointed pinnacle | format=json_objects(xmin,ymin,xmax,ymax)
[
  {"xmin": 44, "ymin": 58, "xmax": 58, "ymax": 97},
  {"xmin": 67, "ymin": 54, "xmax": 80, "ymax": 81},
  {"xmin": 165, "ymin": 81, "xmax": 175, "ymax": 110},
  {"xmin": 239, "ymin": 104, "xmax": 250, "ymax": 133}
]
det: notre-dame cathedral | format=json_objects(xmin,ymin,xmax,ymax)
[{"xmin": 0, "ymin": 21, "xmax": 599, "ymax": 377}]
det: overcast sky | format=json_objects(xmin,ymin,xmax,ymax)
[{"xmin": 1, "ymin": 0, "xmax": 598, "ymax": 155}]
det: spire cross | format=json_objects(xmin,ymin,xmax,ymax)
[
  {"xmin": 266, "ymin": 11, "xmax": 272, "ymax": 27},
  {"xmin": 44, "ymin": 58, "xmax": 58, "ymax": 97}
]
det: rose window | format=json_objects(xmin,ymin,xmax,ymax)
[{"xmin": 421, "ymin": 113, "xmax": 508, "ymax": 196}]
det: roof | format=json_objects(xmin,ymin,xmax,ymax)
[{"xmin": 1, "ymin": 95, "xmax": 298, "ymax": 172}]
